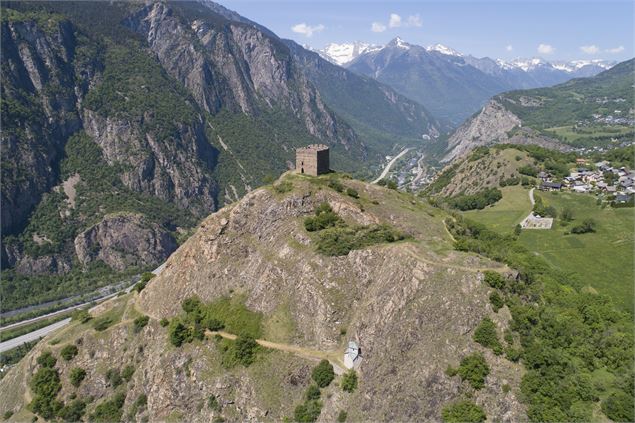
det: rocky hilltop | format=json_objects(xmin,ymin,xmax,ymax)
[{"xmin": 0, "ymin": 174, "xmax": 526, "ymax": 422}]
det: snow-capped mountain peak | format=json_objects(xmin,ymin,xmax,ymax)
[
  {"xmin": 426, "ymin": 43, "xmax": 463, "ymax": 57},
  {"xmin": 317, "ymin": 42, "xmax": 382, "ymax": 66},
  {"xmin": 388, "ymin": 36, "xmax": 411, "ymax": 50}
]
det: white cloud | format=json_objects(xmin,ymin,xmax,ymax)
[
  {"xmin": 537, "ymin": 43, "xmax": 555, "ymax": 55},
  {"xmin": 407, "ymin": 14, "xmax": 422, "ymax": 28},
  {"xmin": 388, "ymin": 13, "xmax": 402, "ymax": 28},
  {"xmin": 606, "ymin": 46, "xmax": 624, "ymax": 54},
  {"xmin": 291, "ymin": 23, "xmax": 325, "ymax": 38},
  {"xmin": 371, "ymin": 22, "xmax": 387, "ymax": 33},
  {"xmin": 506, "ymin": 45, "xmax": 513, "ymax": 52},
  {"xmin": 580, "ymin": 45, "xmax": 599, "ymax": 54}
]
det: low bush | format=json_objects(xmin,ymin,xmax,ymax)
[
  {"xmin": 160, "ymin": 318, "xmax": 169, "ymax": 327},
  {"xmin": 483, "ymin": 271, "xmax": 505, "ymax": 289},
  {"xmin": 345, "ymin": 188, "xmax": 359, "ymax": 199},
  {"xmin": 473, "ymin": 318, "xmax": 503, "ymax": 355},
  {"xmin": 305, "ymin": 385, "xmax": 321, "ymax": 401},
  {"xmin": 316, "ymin": 224, "xmax": 406, "ymax": 256},
  {"xmin": 489, "ymin": 292, "xmax": 504, "ymax": 312},
  {"xmin": 294, "ymin": 400, "xmax": 322, "ymax": 422},
  {"xmin": 93, "ymin": 316, "xmax": 114, "ymax": 332},
  {"xmin": 57, "ymin": 399, "xmax": 86, "ymax": 422},
  {"xmin": 234, "ymin": 336, "xmax": 258, "ymax": 366},
  {"xmin": 133, "ymin": 315, "xmax": 149, "ymax": 333},
  {"xmin": 121, "ymin": 364, "xmax": 135, "ymax": 382},
  {"xmin": 456, "ymin": 353, "xmax": 490, "ymax": 390},
  {"xmin": 60, "ymin": 344, "xmax": 78, "ymax": 361},
  {"xmin": 447, "ymin": 188, "xmax": 502, "ymax": 211},
  {"xmin": 311, "ymin": 360, "xmax": 335, "ymax": 388},
  {"xmin": 105, "ymin": 368, "xmax": 122, "ymax": 388},
  {"xmin": 69, "ymin": 367, "xmax": 86, "ymax": 387},
  {"xmin": 518, "ymin": 165, "xmax": 538, "ymax": 177},
  {"xmin": 90, "ymin": 392, "xmax": 126, "ymax": 422},
  {"xmin": 208, "ymin": 394, "xmax": 220, "ymax": 411},
  {"xmin": 601, "ymin": 391, "xmax": 634, "ymax": 423},
  {"xmin": 274, "ymin": 180, "xmax": 293, "ymax": 193},
  {"xmin": 328, "ymin": 179, "xmax": 344, "ymax": 192},
  {"xmin": 71, "ymin": 309, "xmax": 92, "ymax": 324},
  {"xmin": 571, "ymin": 218, "xmax": 597, "ymax": 234},
  {"xmin": 340, "ymin": 370, "xmax": 358, "ymax": 393},
  {"xmin": 304, "ymin": 203, "xmax": 342, "ymax": 232},
  {"xmin": 36, "ymin": 351, "xmax": 57, "ymax": 368},
  {"xmin": 441, "ymin": 400, "xmax": 487, "ymax": 422},
  {"xmin": 337, "ymin": 410, "xmax": 348, "ymax": 422}
]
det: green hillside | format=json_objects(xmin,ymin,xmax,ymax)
[{"xmin": 499, "ymin": 59, "xmax": 634, "ymax": 147}]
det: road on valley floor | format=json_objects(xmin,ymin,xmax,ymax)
[
  {"xmin": 371, "ymin": 148, "xmax": 410, "ymax": 184},
  {"xmin": 0, "ymin": 261, "xmax": 169, "ymax": 353}
]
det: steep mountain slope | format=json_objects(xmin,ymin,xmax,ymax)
[
  {"xmin": 0, "ymin": 1, "xmax": 439, "ymax": 310},
  {"xmin": 348, "ymin": 37, "xmax": 508, "ymax": 127},
  {"xmin": 0, "ymin": 174, "xmax": 526, "ymax": 422},
  {"xmin": 346, "ymin": 38, "xmax": 614, "ymax": 127},
  {"xmin": 442, "ymin": 59, "xmax": 634, "ymax": 161}
]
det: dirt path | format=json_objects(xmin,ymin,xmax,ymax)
[
  {"xmin": 372, "ymin": 148, "xmax": 410, "ymax": 184},
  {"xmin": 208, "ymin": 331, "xmax": 346, "ymax": 374},
  {"xmin": 528, "ymin": 187, "xmax": 535, "ymax": 206},
  {"xmin": 404, "ymin": 244, "xmax": 509, "ymax": 274}
]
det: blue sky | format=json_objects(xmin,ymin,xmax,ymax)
[{"xmin": 217, "ymin": 0, "xmax": 633, "ymax": 61}]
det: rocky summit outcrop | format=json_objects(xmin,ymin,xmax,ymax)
[
  {"xmin": 0, "ymin": 176, "xmax": 526, "ymax": 422},
  {"xmin": 442, "ymin": 99, "xmax": 570, "ymax": 162},
  {"xmin": 74, "ymin": 213, "xmax": 177, "ymax": 271}
]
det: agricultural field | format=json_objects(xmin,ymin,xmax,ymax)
[
  {"xmin": 464, "ymin": 188, "xmax": 634, "ymax": 312},
  {"xmin": 463, "ymin": 186, "xmax": 532, "ymax": 234},
  {"xmin": 544, "ymin": 124, "xmax": 633, "ymax": 148}
]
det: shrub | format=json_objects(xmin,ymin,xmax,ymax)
[
  {"xmin": 305, "ymin": 385, "xmax": 321, "ymax": 401},
  {"xmin": 159, "ymin": 318, "xmax": 169, "ymax": 327},
  {"xmin": 182, "ymin": 296, "xmax": 203, "ymax": 314},
  {"xmin": 328, "ymin": 179, "xmax": 344, "ymax": 192},
  {"xmin": 90, "ymin": 392, "xmax": 126, "ymax": 422},
  {"xmin": 304, "ymin": 203, "xmax": 342, "ymax": 232},
  {"xmin": 274, "ymin": 180, "xmax": 293, "ymax": 193},
  {"xmin": 518, "ymin": 165, "xmax": 538, "ymax": 177},
  {"xmin": 293, "ymin": 400, "xmax": 322, "ymax": 422},
  {"xmin": 561, "ymin": 207, "xmax": 574, "ymax": 222},
  {"xmin": 473, "ymin": 318, "xmax": 503, "ymax": 355},
  {"xmin": 441, "ymin": 400, "xmax": 486, "ymax": 422},
  {"xmin": 234, "ymin": 336, "xmax": 258, "ymax": 366},
  {"xmin": 311, "ymin": 360, "xmax": 335, "ymax": 388},
  {"xmin": 386, "ymin": 180, "xmax": 398, "ymax": 190},
  {"xmin": 571, "ymin": 218, "xmax": 597, "ymax": 234},
  {"xmin": 93, "ymin": 316, "xmax": 114, "ymax": 332},
  {"xmin": 345, "ymin": 188, "xmax": 359, "ymax": 199},
  {"xmin": 69, "ymin": 367, "xmax": 86, "ymax": 387},
  {"xmin": 36, "ymin": 351, "xmax": 57, "ymax": 368},
  {"xmin": 340, "ymin": 370, "xmax": 358, "ymax": 393},
  {"xmin": 337, "ymin": 410, "xmax": 348, "ymax": 422},
  {"xmin": 71, "ymin": 308, "xmax": 92, "ymax": 323},
  {"xmin": 57, "ymin": 399, "xmax": 86, "ymax": 422},
  {"xmin": 447, "ymin": 188, "xmax": 502, "ymax": 211},
  {"xmin": 315, "ymin": 224, "xmax": 405, "ymax": 256},
  {"xmin": 133, "ymin": 315, "xmax": 150, "ymax": 333},
  {"xmin": 169, "ymin": 321, "xmax": 192, "ymax": 347},
  {"xmin": 601, "ymin": 392, "xmax": 634, "ymax": 423},
  {"xmin": 105, "ymin": 368, "xmax": 122, "ymax": 388},
  {"xmin": 208, "ymin": 395, "xmax": 221, "ymax": 411},
  {"xmin": 456, "ymin": 353, "xmax": 490, "ymax": 390},
  {"xmin": 121, "ymin": 365, "xmax": 135, "ymax": 382},
  {"xmin": 483, "ymin": 271, "xmax": 505, "ymax": 289},
  {"xmin": 29, "ymin": 366, "xmax": 62, "ymax": 420},
  {"xmin": 489, "ymin": 292, "xmax": 504, "ymax": 312},
  {"xmin": 2, "ymin": 411, "xmax": 13, "ymax": 420},
  {"xmin": 60, "ymin": 344, "xmax": 78, "ymax": 361}
]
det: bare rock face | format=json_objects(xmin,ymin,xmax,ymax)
[
  {"xmin": 442, "ymin": 99, "xmax": 571, "ymax": 162},
  {"xmin": 74, "ymin": 214, "xmax": 177, "ymax": 271}
]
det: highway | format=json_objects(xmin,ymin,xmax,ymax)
[
  {"xmin": 0, "ymin": 318, "xmax": 70, "ymax": 353},
  {"xmin": 0, "ymin": 261, "xmax": 168, "ymax": 354},
  {"xmin": 371, "ymin": 148, "xmax": 410, "ymax": 184}
]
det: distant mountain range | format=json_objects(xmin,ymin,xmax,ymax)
[{"xmin": 316, "ymin": 38, "xmax": 615, "ymax": 127}]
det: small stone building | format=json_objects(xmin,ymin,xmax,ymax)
[
  {"xmin": 296, "ymin": 144, "xmax": 330, "ymax": 176},
  {"xmin": 344, "ymin": 341, "xmax": 362, "ymax": 369}
]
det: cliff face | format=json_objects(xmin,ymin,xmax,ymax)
[
  {"xmin": 442, "ymin": 100, "xmax": 571, "ymax": 162},
  {"xmin": 1, "ymin": 1, "xmax": 438, "ymax": 290},
  {"xmin": 0, "ymin": 176, "xmax": 526, "ymax": 422}
]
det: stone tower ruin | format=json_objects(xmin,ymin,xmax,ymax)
[{"xmin": 296, "ymin": 144, "xmax": 330, "ymax": 176}]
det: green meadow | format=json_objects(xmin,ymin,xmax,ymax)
[
  {"xmin": 464, "ymin": 188, "xmax": 634, "ymax": 312},
  {"xmin": 463, "ymin": 186, "xmax": 532, "ymax": 234}
]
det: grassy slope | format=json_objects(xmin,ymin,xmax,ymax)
[
  {"xmin": 519, "ymin": 192, "xmax": 634, "ymax": 312},
  {"xmin": 464, "ymin": 186, "xmax": 531, "ymax": 234},
  {"xmin": 465, "ymin": 187, "xmax": 634, "ymax": 312}
]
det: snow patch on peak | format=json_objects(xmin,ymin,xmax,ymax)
[
  {"xmin": 388, "ymin": 37, "xmax": 411, "ymax": 50},
  {"xmin": 426, "ymin": 43, "xmax": 463, "ymax": 57},
  {"xmin": 318, "ymin": 41, "xmax": 382, "ymax": 66}
]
